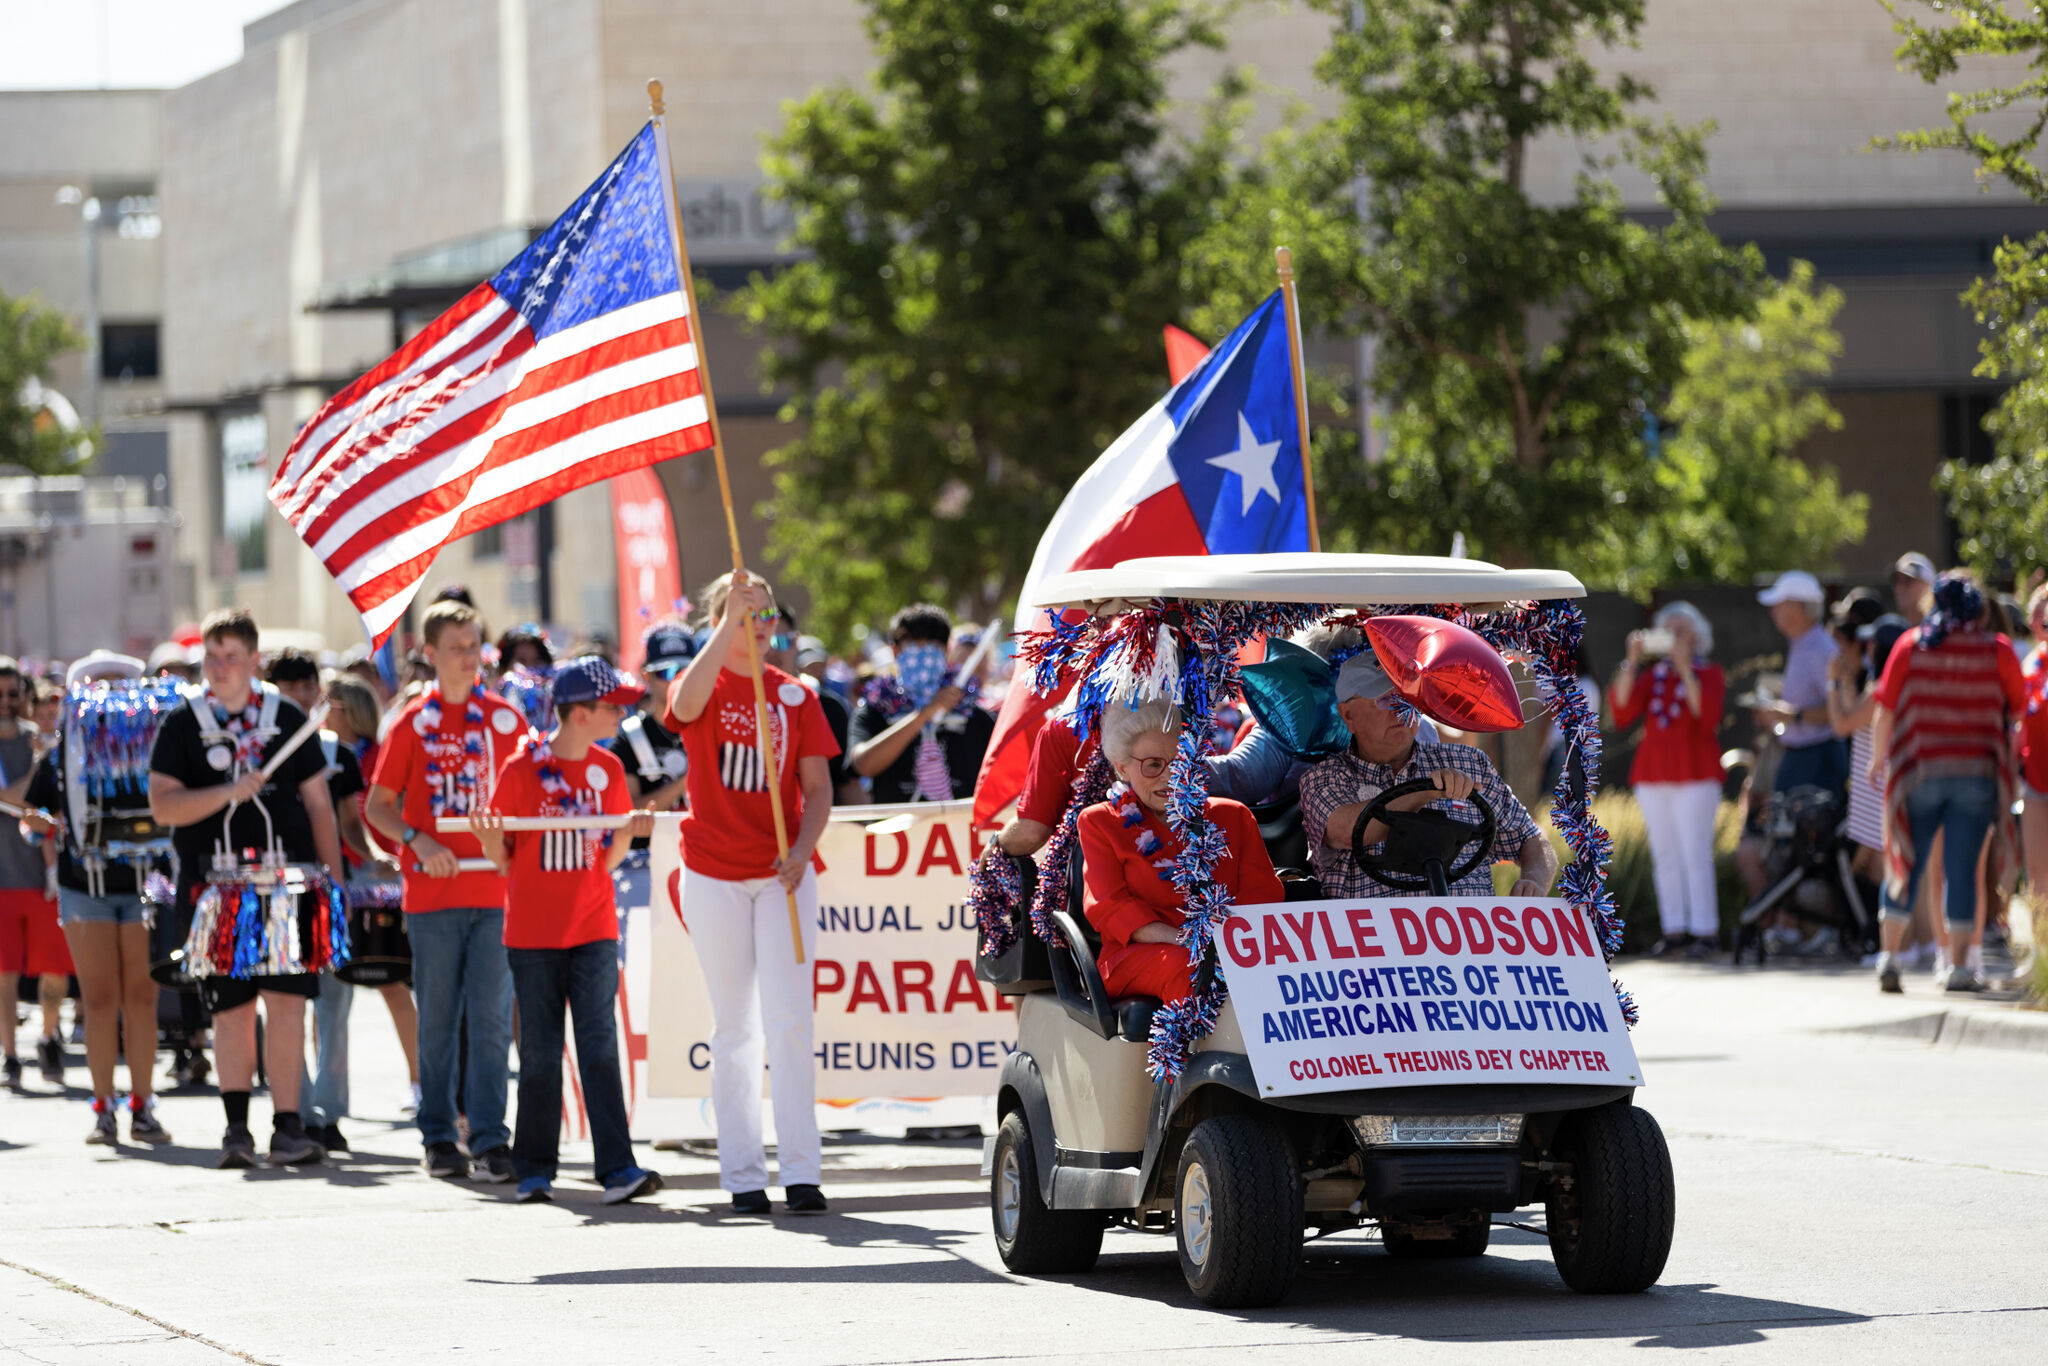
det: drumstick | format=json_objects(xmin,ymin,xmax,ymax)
[
  {"xmin": 956, "ymin": 617, "xmax": 1002, "ymax": 682},
  {"xmin": 258, "ymin": 701, "xmax": 331, "ymax": 781},
  {"xmin": 433, "ymin": 814, "xmax": 636, "ymax": 833}
]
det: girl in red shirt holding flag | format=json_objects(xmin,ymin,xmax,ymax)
[{"xmin": 663, "ymin": 572, "xmax": 839, "ymax": 1216}]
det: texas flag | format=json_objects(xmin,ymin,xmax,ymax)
[{"xmin": 972, "ymin": 290, "xmax": 1312, "ymax": 825}]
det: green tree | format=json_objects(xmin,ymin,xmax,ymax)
[
  {"xmin": 1184, "ymin": 0, "xmax": 1859, "ymax": 583},
  {"xmin": 739, "ymin": 0, "xmax": 1238, "ymax": 638},
  {"xmin": 0, "ymin": 288, "xmax": 96, "ymax": 475},
  {"xmin": 1883, "ymin": 1, "xmax": 2048, "ymax": 573}
]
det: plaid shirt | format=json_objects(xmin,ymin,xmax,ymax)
[{"xmin": 1298, "ymin": 742, "xmax": 1540, "ymax": 898}]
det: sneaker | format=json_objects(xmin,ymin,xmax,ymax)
[
  {"xmin": 516, "ymin": 1176, "xmax": 553, "ymax": 1204},
  {"xmin": 785, "ymin": 1183, "xmax": 828, "ymax": 1214},
  {"xmin": 87, "ymin": 1102, "xmax": 120, "ymax": 1146},
  {"xmin": 1647, "ymin": 933, "xmax": 1690, "ymax": 958},
  {"xmin": 403, "ymin": 1082, "xmax": 421, "ymax": 1116},
  {"xmin": 1682, "ymin": 937, "xmax": 1716, "ymax": 960},
  {"xmin": 268, "ymin": 1118, "xmax": 326, "ymax": 1167},
  {"xmin": 1795, "ymin": 928, "xmax": 1835, "ymax": 957},
  {"xmin": 316, "ymin": 1123, "xmax": 349, "ymax": 1155},
  {"xmin": 36, "ymin": 1036, "xmax": 63, "ymax": 1085},
  {"xmin": 128, "ymin": 1099, "xmax": 172, "ymax": 1145},
  {"xmin": 472, "ymin": 1147, "xmax": 515, "ymax": 1184},
  {"xmin": 422, "ymin": 1141, "xmax": 468, "ymax": 1180},
  {"xmin": 218, "ymin": 1124, "xmax": 258, "ymax": 1169},
  {"xmin": 602, "ymin": 1166, "xmax": 662, "ymax": 1205},
  {"xmin": 730, "ymin": 1188, "xmax": 771, "ymax": 1215},
  {"xmin": 1877, "ymin": 953, "xmax": 1902, "ymax": 995},
  {"xmin": 2, "ymin": 1055, "xmax": 20, "ymax": 1089},
  {"xmin": 1941, "ymin": 965, "xmax": 1985, "ymax": 993}
]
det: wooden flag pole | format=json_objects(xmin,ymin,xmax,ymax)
[
  {"xmin": 648, "ymin": 79, "xmax": 805, "ymax": 964},
  {"xmin": 1274, "ymin": 246, "xmax": 1322, "ymax": 553}
]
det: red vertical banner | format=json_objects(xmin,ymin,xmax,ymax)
[{"xmin": 610, "ymin": 467, "xmax": 683, "ymax": 671}]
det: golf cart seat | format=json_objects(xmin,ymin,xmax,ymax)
[
  {"xmin": 1249, "ymin": 788, "xmax": 1309, "ymax": 871},
  {"xmin": 1046, "ymin": 903, "xmax": 1160, "ymax": 1043}
]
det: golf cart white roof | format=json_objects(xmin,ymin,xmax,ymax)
[{"xmin": 1030, "ymin": 553, "xmax": 1586, "ymax": 611}]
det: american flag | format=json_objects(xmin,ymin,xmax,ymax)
[{"xmin": 269, "ymin": 122, "xmax": 711, "ymax": 645}]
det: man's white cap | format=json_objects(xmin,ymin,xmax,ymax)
[
  {"xmin": 1757, "ymin": 571, "xmax": 1825, "ymax": 607},
  {"xmin": 1892, "ymin": 551, "xmax": 1937, "ymax": 585},
  {"xmin": 67, "ymin": 650, "xmax": 146, "ymax": 687},
  {"xmin": 1335, "ymin": 651, "xmax": 1397, "ymax": 703}
]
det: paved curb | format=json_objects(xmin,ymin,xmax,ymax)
[{"xmin": 1833, "ymin": 1003, "xmax": 2048, "ymax": 1055}]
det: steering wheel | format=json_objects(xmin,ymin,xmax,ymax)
[{"xmin": 1348, "ymin": 776, "xmax": 1497, "ymax": 895}]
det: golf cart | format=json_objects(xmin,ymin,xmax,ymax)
[{"xmin": 974, "ymin": 553, "xmax": 1674, "ymax": 1308}]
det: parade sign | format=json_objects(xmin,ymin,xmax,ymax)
[
  {"xmin": 646, "ymin": 801, "xmax": 1014, "ymax": 1103},
  {"xmin": 1219, "ymin": 897, "xmax": 1641, "ymax": 1097}
]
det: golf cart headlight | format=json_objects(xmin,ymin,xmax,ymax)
[{"xmin": 1349, "ymin": 1114, "xmax": 1524, "ymax": 1147}]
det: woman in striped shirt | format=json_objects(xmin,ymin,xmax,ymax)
[{"xmin": 1868, "ymin": 575, "xmax": 2024, "ymax": 994}]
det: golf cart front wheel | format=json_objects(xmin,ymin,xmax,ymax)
[
  {"xmin": 990, "ymin": 1111, "xmax": 1102, "ymax": 1274},
  {"xmin": 1175, "ymin": 1114, "xmax": 1303, "ymax": 1308},
  {"xmin": 1546, "ymin": 1103, "xmax": 1675, "ymax": 1293}
]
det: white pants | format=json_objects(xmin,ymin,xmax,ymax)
[
  {"xmin": 1635, "ymin": 780, "xmax": 1721, "ymax": 937},
  {"xmin": 680, "ymin": 867, "xmax": 821, "ymax": 1192}
]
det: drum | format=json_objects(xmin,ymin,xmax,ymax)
[
  {"xmin": 336, "ymin": 882, "xmax": 411, "ymax": 987},
  {"xmin": 144, "ymin": 874, "xmax": 197, "ymax": 989},
  {"xmin": 182, "ymin": 860, "xmax": 352, "ymax": 980}
]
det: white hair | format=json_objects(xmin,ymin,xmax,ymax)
[
  {"xmin": 1290, "ymin": 621, "xmax": 1362, "ymax": 662},
  {"xmin": 1654, "ymin": 600, "xmax": 1714, "ymax": 658},
  {"xmin": 1100, "ymin": 698, "xmax": 1184, "ymax": 769}
]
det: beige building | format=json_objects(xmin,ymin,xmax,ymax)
[{"xmin": 124, "ymin": 0, "xmax": 2048, "ymax": 653}]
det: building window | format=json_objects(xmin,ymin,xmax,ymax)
[
  {"xmin": 471, "ymin": 522, "xmax": 504, "ymax": 558},
  {"xmin": 101, "ymin": 322, "xmax": 159, "ymax": 380},
  {"xmin": 114, "ymin": 193, "xmax": 161, "ymax": 239},
  {"xmin": 220, "ymin": 412, "xmax": 268, "ymax": 574}
]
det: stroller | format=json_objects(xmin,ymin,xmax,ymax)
[{"xmin": 1733, "ymin": 784, "xmax": 1880, "ymax": 964}]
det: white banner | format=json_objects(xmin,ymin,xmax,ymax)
[
  {"xmin": 1219, "ymin": 897, "xmax": 1642, "ymax": 1097},
  {"xmin": 644, "ymin": 801, "xmax": 1015, "ymax": 1113}
]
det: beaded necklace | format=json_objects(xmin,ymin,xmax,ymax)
[{"xmin": 528, "ymin": 731, "xmax": 602, "ymax": 861}]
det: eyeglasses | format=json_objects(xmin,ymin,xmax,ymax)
[
  {"xmin": 1128, "ymin": 756, "xmax": 1172, "ymax": 779},
  {"xmin": 748, "ymin": 608, "xmax": 778, "ymax": 625}
]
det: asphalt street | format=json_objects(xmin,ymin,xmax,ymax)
[{"xmin": 2, "ymin": 957, "xmax": 2044, "ymax": 1365}]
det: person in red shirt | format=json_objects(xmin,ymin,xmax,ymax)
[
  {"xmin": 366, "ymin": 599, "xmax": 529, "ymax": 1183},
  {"xmin": 1078, "ymin": 699, "xmax": 1284, "ymax": 1003},
  {"xmin": 473, "ymin": 656, "xmax": 659, "ymax": 1206},
  {"xmin": 2021, "ymin": 584, "xmax": 2048, "ymax": 961},
  {"xmin": 662, "ymin": 570, "xmax": 838, "ymax": 1216},
  {"xmin": 1609, "ymin": 602, "xmax": 1726, "ymax": 957}
]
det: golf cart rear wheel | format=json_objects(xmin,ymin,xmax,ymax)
[
  {"xmin": 1546, "ymin": 1103, "xmax": 1675, "ymax": 1293},
  {"xmin": 990, "ymin": 1111, "xmax": 1102, "ymax": 1274},
  {"xmin": 1384, "ymin": 1218, "xmax": 1490, "ymax": 1259},
  {"xmin": 1175, "ymin": 1114, "xmax": 1303, "ymax": 1308}
]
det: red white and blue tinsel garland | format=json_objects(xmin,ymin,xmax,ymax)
[
  {"xmin": 70, "ymin": 675, "xmax": 186, "ymax": 800},
  {"xmin": 181, "ymin": 875, "xmax": 351, "ymax": 979},
  {"xmin": 968, "ymin": 592, "xmax": 1634, "ymax": 1083},
  {"xmin": 499, "ymin": 665, "xmax": 555, "ymax": 734},
  {"xmin": 417, "ymin": 684, "xmax": 489, "ymax": 819}
]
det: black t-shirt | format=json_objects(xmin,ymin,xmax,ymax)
[
  {"xmin": 612, "ymin": 710, "xmax": 689, "ymax": 852},
  {"xmin": 849, "ymin": 699, "xmax": 994, "ymax": 804},
  {"xmin": 150, "ymin": 694, "xmax": 327, "ymax": 900},
  {"xmin": 320, "ymin": 736, "xmax": 365, "ymax": 806},
  {"xmin": 25, "ymin": 732, "xmax": 141, "ymax": 896},
  {"xmin": 817, "ymin": 688, "xmax": 851, "ymax": 793}
]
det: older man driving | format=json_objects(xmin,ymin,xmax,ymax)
[{"xmin": 1299, "ymin": 652, "xmax": 1557, "ymax": 899}]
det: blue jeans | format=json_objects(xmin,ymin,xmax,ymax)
[
  {"xmin": 407, "ymin": 908, "xmax": 513, "ymax": 1153},
  {"xmin": 1776, "ymin": 738, "xmax": 1848, "ymax": 796},
  {"xmin": 1880, "ymin": 775, "xmax": 2000, "ymax": 928},
  {"xmin": 302, "ymin": 971, "xmax": 352, "ymax": 1127},
  {"xmin": 508, "ymin": 940, "xmax": 634, "ymax": 1183}
]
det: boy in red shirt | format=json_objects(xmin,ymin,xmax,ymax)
[
  {"xmin": 474, "ymin": 656, "xmax": 658, "ymax": 1205},
  {"xmin": 367, "ymin": 600, "xmax": 528, "ymax": 1182}
]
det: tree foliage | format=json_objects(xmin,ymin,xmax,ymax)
[
  {"xmin": 740, "ymin": 0, "xmax": 1239, "ymax": 638},
  {"xmin": 0, "ymin": 288, "xmax": 95, "ymax": 476},
  {"xmin": 1885, "ymin": 2, "xmax": 2048, "ymax": 574},
  {"xmin": 1184, "ymin": 0, "xmax": 1859, "ymax": 583}
]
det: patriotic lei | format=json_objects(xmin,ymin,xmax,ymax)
[
  {"xmin": 2026, "ymin": 644, "xmax": 2048, "ymax": 719},
  {"xmin": 207, "ymin": 692, "xmax": 270, "ymax": 773},
  {"xmin": 418, "ymin": 685, "xmax": 489, "ymax": 818},
  {"xmin": 862, "ymin": 671, "xmax": 981, "ymax": 721},
  {"xmin": 529, "ymin": 733, "xmax": 604, "ymax": 859}
]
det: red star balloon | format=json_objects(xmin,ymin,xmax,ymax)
[{"xmin": 1364, "ymin": 616, "xmax": 1525, "ymax": 732}]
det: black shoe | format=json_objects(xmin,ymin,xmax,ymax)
[
  {"xmin": 316, "ymin": 1123, "xmax": 348, "ymax": 1154},
  {"xmin": 422, "ymin": 1141, "xmax": 469, "ymax": 1180},
  {"xmin": 784, "ymin": 1184, "xmax": 828, "ymax": 1214},
  {"xmin": 730, "ymin": 1189, "xmax": 771, "ymax": 1215},
  {"xmin": 2, "ymin": 1055, "xmax": 19, "ymax": 1089},
  {"xmin": 268, "ymin": 1117, "xmax": 326, "ymax": 1167},
  {"xmin": 218, "ymin": 1124, "xmax": 258, "ymax": 1169},
  {"xmin": 1647, "ymin": 934, "xmax": 1691, "ymax": 958},
  {"xmin": 36, "ymin": 1037, "xmax": 63, "ymax": 1084},
  {"xmin": 471, "ymin": 1147, "xmax": 515, "ymax": 1184}
]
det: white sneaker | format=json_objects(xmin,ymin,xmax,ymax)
[
  {"xmin": 403, "ymin": 1082, "xmax": 420, "ymax": 1116},
  {"xmin": 1941, "ymin": 965, "xmax": 1984, "ymax": 993}
]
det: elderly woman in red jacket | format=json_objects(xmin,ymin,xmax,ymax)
[{"xmin": 1078, "ymin": 699, "xmax": 1285, "ymax": 1003}]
